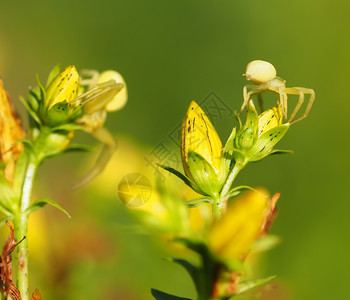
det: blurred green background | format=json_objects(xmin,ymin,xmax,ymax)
[{"xmin": 0, "ymin": 0, "xmax": 348, "ymax": 299}]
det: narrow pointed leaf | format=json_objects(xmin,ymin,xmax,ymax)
[
  {"xmin": 172, "ymin": 258, "xmax": 199, "ymax": 290},
  {"xmin": 270, "ymin": 149, "xmax": 294, "ymax": 155},
  {"xmin": 157, "ymin": 164, "xmax": 208, "ymax": 196},
  {"xmin": 237, "ymin": 276, "xmax": 276, "ymax": 294},
  {"xmin": 151, "ymin": 289, "xmax": 191, "ymax": 300},
  {"xmin": 26, "ymin": 198, "xmax": 71, "ymax": 218},
  {"xmin": 186, "ymin": 197, "xmax": 213, "ymax": 208}
]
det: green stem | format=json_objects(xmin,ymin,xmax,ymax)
[
  {"xmin": 220, "ymin": 160, "xmax": 247, "ymax": 198},
  {"xmin": 197, "ymin": 244, "xmax": 214, "ymax": 300},
  {"xmin": 212, "ymin": 160, "xmax": 247, "ymax": 219},
  {"xmin": 14, "ymin": 156, "xmax": 38, "ymax": 300}
]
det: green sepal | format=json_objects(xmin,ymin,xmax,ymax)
[
  {"xmin": 151, "ymin": 289, "xmax": 191, "ymax": 300},
  {"xmin": 51, "ymin": 122, "xmax": 84, "ymax": 132},
  {"xmin": 19, "ymin": 96, "xmax": 42, "ymax": 125},
  {"xmin": 36, "ymin": 74, "xmax": 46, "ymax": 110},
  {"xmin": 46, "ymin": 102, "xmax": 70, "ymax": 126},
  {"xmin": 25, "ymin": 198, "xmax": 71, "ymax": 218},
  {"xmin": 157, "ymin": 164, "xmax": 209, "ymax": 196},
  {"xmin": 247, "ymin": 124, "xmax": 290, "ymax": 162},
  {"xmin": 218, "ymin": 128, "xmax": 237, "ymax": 185},
  {"xmin": 236, "ymin": 275, "xmax": 276, "ymax": 294},
  {"xmin": 27, "ymin": 89, "xmax": 40, "ymax": 111},
  {"xmin": 187, "ymin": 151, "xmax": 220, "ymax": 198},
  {"xmin": 186, "ymin": 197, "xmax": 213, "ymax": 208},
  {"xmin": 235, "ymin": 101, "xmax": 258, "ymax": 150},
  {"xmin": 46, "ymin": 64, "xmax": 61, "ymax": 88}
]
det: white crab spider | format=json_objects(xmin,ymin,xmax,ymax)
[
  {"xmin": 240, "ymin": 60, "xmax": 315, "ymax": 124},
  {"xmin": 69, "ymin": 70, "xmax": 127, "ymax": 188}
]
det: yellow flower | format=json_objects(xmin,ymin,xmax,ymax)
[{"xmin": 258, "ymin": 106, "xmax": 283, "ymax": 137}]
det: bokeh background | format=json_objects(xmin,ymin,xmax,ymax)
[{"xmin": 0, "ymin": 1, "xmax": 348, "ymax": 299}]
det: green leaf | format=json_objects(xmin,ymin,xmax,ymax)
[
  {"xmin": 247, "ymin": 124, "xmax": 290, "ymax": 162},
  {"xmin": 237, "ymin": 276, "xmax": 276, "ymax": 294},
  {"xmin": 151, "ymin": 289, "xmax": 192, "ymax": 300},
  {"xmin": 187, "ymin": 151, "xmax": 220, "ymax": 198},
  {"xmin": 26, "ymin": 198, "xmax": 71, "ymax": 218},
  {"xmin": 172, "ymin": 258, "xmax": 199, "ymax": 290},
  {"xmin": 186, "ymin": 197, "xmax": 213, "ymax": 208},
  {"xmin": 226, "ymin": 185, "xmax": 255, "ymax": 199},
  {"xmin": 157, "ymin": 164, "xmax": 208, "ymax": 196}
]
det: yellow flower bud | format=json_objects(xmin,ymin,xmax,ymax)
[
  {"xmin": 181, "ymin": 101, "xmax": 222, "ymax": 178},
  {"xmin": 45, "ymin": 65, "xmax": 80, "ymax": 110}
]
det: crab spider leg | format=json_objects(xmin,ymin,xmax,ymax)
[
  {"xmin": 257, "ymin": 93, "xmax": 264, "ymax": 112},
  {"xmin": 284, "ymin": 88, "xmax": 304, "ymax": 123},
  {"xmin": 68, "ymin": 80, "xmax": 124, "ymax": 113},
  {"xmin": 72, "ymin": 126, "xmax": 117, "ymax": 189},
  {"xmin": 284, "ymin": 87, "xmax": 315, "ymax": 124},
  {"xmin": 278, "ymin": 87, "xmax": 288, "ymax": 120},
  {"xmin": 79, "ymin": 69, "xmax": 100, "ymax": 86},
  {"xmin": 241, "ymin": 85, "xmax": 266, "ymax": 114}
]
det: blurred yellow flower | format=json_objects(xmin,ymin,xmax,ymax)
[
  {"xmin": 0, "ymin": 79, "xmax": 26, "ymax": 183},
  {"xmin": 209, "ymin": 189, "xmax": 271, "ymax": 260}
]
